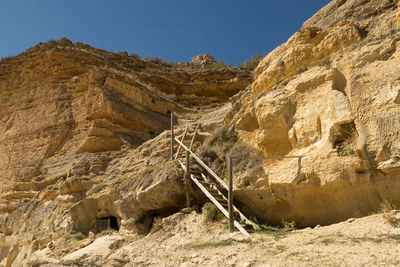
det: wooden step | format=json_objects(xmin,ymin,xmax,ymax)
[
  {"xmin": 199, "ymin": 180, "xmax": 214, "ymax": 186},
  {"xmin": 197, "ymin": 131, "xmax": 211, "ymax": 136},
  {"xmin": 212, "ymin": 194, "xmax": 224, "ymax": 201},
  {"xmin": 207, "ymin": 188, "xmax": 218, "ymax": 194},
  {"xmin": 221, "ymin": 201, "xmax": 228, "ymax": 207}
]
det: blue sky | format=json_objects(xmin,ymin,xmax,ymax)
[{"xmin": 0, "ymin": 0, "xmax": 331, "ymax": 65}]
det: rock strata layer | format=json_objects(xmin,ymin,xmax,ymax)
[{"xmin": 227, "ymin": 0, "xmax": 400, "ymax": 226}]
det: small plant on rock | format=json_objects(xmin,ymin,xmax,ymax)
[
  {"xmin": 65, "ymin": 230, "xmax": 85, "ymax": 241},
  {"xmin": 312, "ymin": 56, "xmax": 331, "ymax": 67},
  {"xmin": 183, "ymin": 241, "xmax": 231, "ymax": 249},
  {"xmin": 295, "ymin": 66, "xmax": 307, "ymax": 75},
  {"xmin": 338, "ymin": 146, "xmax": 355, "ymax": 157},
  {"xmin": 381, "ymin": 201, "xmax": 400, "ymax": 227},
  {"xmin": 204, "ymin": 202, "xmax": 224, "ymax": 222},
  {"xmin": 282, "ymin": 220, "xmax": 296, "ymax": 231}
]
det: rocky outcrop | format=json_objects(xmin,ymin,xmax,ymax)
[
  {"xmin": 3, "ymin": 0, "xmax": 400, "ymax": 265},
  {"xmin": 0, "ymin": 39, "xmax": 251, "ymax": 266},
  {"xmin": 192, "ymin": 54, "xmax": 216, "ymax": 66},
  {"xmin": 227, "ymin": 0, "xmax": 400, "ymax": 226}
]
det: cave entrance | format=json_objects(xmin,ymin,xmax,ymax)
[{"xmin": 94, "ymin": 216, "xmax": 120, "ymax": 234}]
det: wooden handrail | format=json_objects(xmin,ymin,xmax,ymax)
[
  {"xmin": 175, "ymin": 125, "xmax": 189, "ymax": 160},
  {"xmin": 230, "ymin": 156, "xmax": 302, "ymax": 159},
  {"xmin": 175, "ymin": 137, "xmax": 229, "ymax": 191},
  {"xmin": 177, "ymin": 159, "xmax": 250, "ymax": 237},
  {"xmin": 188, "ymin": 123, "xmax": 200, "ymax": 151}
]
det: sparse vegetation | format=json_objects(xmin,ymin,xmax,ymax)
[
  {"xmin": 338, "ymin": 146, "xmax": 355, "ymax": 157},
  {"xmin": 312, "ymin": 56, "xmax": 331, "ymax": 67},
  {"xmin": 199, "ymin": 126, "xmax": 264, "ymax": 180},
  {"xmin": 129, "ymin": 52, "xmax": 141, "ymax": 60},
  {"xmin": 275, "ymin": 245, "xmax": 288, "ymax": 252},
  {"xmin": 257, "ymin": 225, "xmax": 289, "ymax": 239},
  {"xmin": 211, "ymin": 61, "xmax": 227, "ymax": 69},
  {"xmin": 203, "ymin": 202, "xmax": 224, "ymax": 222},
  {"xmin": 332, "ymin": 122, "xmax": 357, "ymax": 157},
  {"xmin": 0, "ymin": 55, "xmax": 15, "ymax": 62},
  {"xmin": 47, "ymin": 38, "xmax": 60, "ymax": 46},
  {"xmin": 238, "ymin": 53, "xmax": 263, "ymax": 70},
  {"xmin": 183, "ymin": 241, "xmax": 232, "ymax": 249},
  {"xmin": 389, "ymin": 28, "xmax": 400, "ymax": 36},
  {"xmin": 321, "ymin": 238, "xmax": 335, "ymax": 245},
  {"xmin": 295, "ymin": 66, "xmax": 308, "ymax": 75},
  {"xmin": 65, "ymin": 230, "xmax": 85, "ymax": 241},
  {"xmin": 143, "ymin": 56, "xmax": 172, "ymax": 67},
  {"xmin": 381, "ymin": 201, "xmax": 400, "ymax": 227},
  {"xmin": 282, "ymin": 220, "xmax": 296, "ymax": 231}
]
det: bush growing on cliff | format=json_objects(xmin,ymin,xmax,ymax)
[
  {"xmin": 211, "ymin": 61, "xmax": 227, "ymax": 69},
  {"xmin": 204, "ymin": 202, "xmax": 224, "ymax": 222},
  {"xmin": 65, "ymin": 230, "xmax": 85, "ymax": 241},
  {"xmin": 381, "ymin": 201, "xmax": 400, "ymax": 227},
  {"xmin": 143, "ymin": 56, "xmax": 172, "ymax": 67},
  {"xmin": 238, "ymin": 53, "xmax": 263, "ymax": 70},
  {"xmin": 0, "ymin": 55, "xmax": 15, "ymax": 63},
  {"xmin": 47, "ymin": 38, "xmax": 60, "ymax": 46},
  {"xmin": 129, "ymin": 52, "xmax": 141, "ymax": 60},
  {"xmin": 199, "ymin": 126, "xmax": 264, "ymax": 180}
]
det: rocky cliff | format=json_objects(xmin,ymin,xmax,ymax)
[
  {"xmin": 0, "ymin": 39, "xmax": 251, "ymax": 266},
  {"xmin": 226, "ymin": 0, "xmax": 400, "ymax": 226},
  {"xmin": 2, "ymin": 0, "xmax": 400, "ymax": 266}
]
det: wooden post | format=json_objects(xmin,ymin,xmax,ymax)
[
  {"xmin": 186, "ymin": 150, "xmax": 191, "ymax": 207},
  {"xmin": 228, "ymin": 156, "xmax": 234, "ymax": 232},
  {"xmin": 170, "ymin": 112, "xmax": 174, "ymax": 161}
]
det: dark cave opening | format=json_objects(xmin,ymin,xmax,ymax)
[{"xmin": 94, "ymin": 216, "xmax": 120, "ymax": 234}]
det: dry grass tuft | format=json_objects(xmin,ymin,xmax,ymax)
[{"xmin": 381, "ymin": 201, "xmax": 400, "ymax": 227}]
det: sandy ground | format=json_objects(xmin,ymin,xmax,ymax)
[{"xmin": 105, "ymin": 209, "xmax": 400, "ymax": 267}]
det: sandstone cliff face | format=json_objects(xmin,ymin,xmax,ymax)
[
  {"xmin": 2, "ymin": 0, "xmax": 400, "ymax": 265},
  {"xmin": 227, "ymin": 0, "xmax": 400, "ymax": 226},
  {"xmin": 0, "ymin": 38, "xmax": 251, "ymax": 265}
]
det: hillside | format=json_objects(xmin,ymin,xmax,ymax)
[{"xmin": 1, "ymin": 0, "xmax": 400, "ymax": 266}]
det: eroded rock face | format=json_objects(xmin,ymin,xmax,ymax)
[
  {"xmin": 0, "ymin": 39, "xmax": 251, "ymax": 266},
  {"xmin": 228, "ymin": 0, "xmax": 400, "ymax": 226},
  {"xmin": 192, "ymin": 54, "xmax": 216, "ymax": 66}
]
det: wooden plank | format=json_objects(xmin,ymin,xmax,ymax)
[
  {"xmin": 175, "ymin": 125, "xmax": 189, "ymax": 160},
  {"xmin": 228, "ymin": 156, "xmax": 234, "ymax": 232},
  {"xmin": 177, "ymin": 160, "xmax": 250, "ymax": 237},
  {"xmin": 186, "ymin": 150, "xmax": 191, "ymax": 207},
  {"xmin": 189, "ymin": 123, "xmax": 200, "ymax": 151},
  {"xmin": 230, "ymin": 156, "xmax": 302, "ymax": 159},
  {"xmin": 175, "ymin": 138, "xmax": 229, "ymax": 191},
  {"xmin": 170, "ymin": 112, "xmax": 174, "ymax": 160}
]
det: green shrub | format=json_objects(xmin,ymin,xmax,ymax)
[
  {"xmin": 212, "ymin": 61, "xmax": 227, "ymax": 69},
  {"xmin": 238, "ymin": 54, "xmax": 263, "ymax": 70},
  {"xmin": 130, "ymin": 52, "xmax": 141, "ymax": 60},
  {"xmin": 295, "ymin": 66, "xmax": 307, "ymax": 75},
  {"xmin": 338, "ymin": 146, "xmax": 355, "ymax": 157},
  {"xmin": 282, "ymin": 220, "xmax": 296, "ymax": 231},
  {"xmin": 312, "ymin": 56, "xmax": 331, "ymax": 67},
  {"xmin": 204, "ymin": 202, "xmax": 224, "ymax": 222},
  {"xmin": 0, "ymin": 55, "xmax": 15, "ymax": 62},
  {"xmin": 184, "ymin": 241, "xmax": 231, "ymax": 249},
  {"xmin": 65, "ymin": 230, "xmax": 85, "ymax": 241},
  {"xmin": 143, "ymin": 56, "xmax": 172, "ymax": 67},
  {"xmin": 47, "ymin": 38, "xmax": 59, "ymax": 46}
]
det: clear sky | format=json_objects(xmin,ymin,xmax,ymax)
[{"xmin": 0, "ymin": 0, "xmax": 331, "ymax": 66}]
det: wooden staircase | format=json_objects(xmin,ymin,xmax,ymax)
[{"xmin": 173, "ymin": 123, "xmax": 259, "ymax": 237}]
